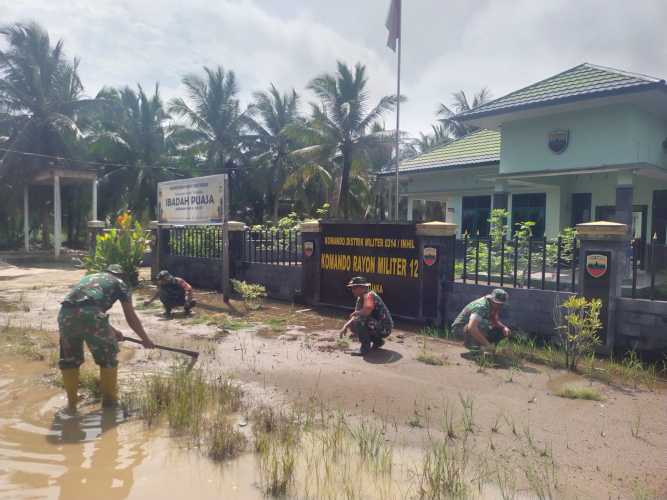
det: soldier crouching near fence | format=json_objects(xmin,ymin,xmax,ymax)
[
  {"xmin": 58, "ymin": 264, "xmax": 155, "ymax": 413},
  {"xmin": 339, "ymin": 276, "xmax": 393, "ymax": 356},
  {"xmin": 144, "ymin": 270, "xmax": 197, "ymax": 318},
  {"xmin": 451, "ymin": 288, "xmax": 511, "ymax": 354}
]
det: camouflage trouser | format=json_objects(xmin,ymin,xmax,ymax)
[
  {"xmin": 454, "ymin": 324, "xmax": 504, "ymax": 350},
  {"xmin": 350, "ymin": 317, "xmax": 391, "ymax": 347},
  {"xmin": 58, "ymin": 305, "xmax": 119, "ymax": 369}
]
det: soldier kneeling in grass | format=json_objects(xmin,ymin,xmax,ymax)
[
  {"xmin": 339, "ymin": 276, "xmax": 393, "ymax": 356},
  {"xmin": 451, "ymin": 288, "xmax": 511, "ymax": 354},
  {"xmin": 144, "ymin": 270, "xmax": 197, "ymax": 318}
]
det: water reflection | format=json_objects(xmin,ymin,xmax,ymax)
[{"xmin": 46, "ymin": 408, "xmax": 146, "ymax": 500}]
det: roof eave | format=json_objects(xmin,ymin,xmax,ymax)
[
  {"xmin": 457, "ymin": 81, "xmax": 667, "ymax": 123},
  {"xmin": 378, "ymin": 160, "xmax": 499, "ymax": 177}
]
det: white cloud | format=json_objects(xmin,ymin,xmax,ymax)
[{"xmin": 1, "ymin": 0, "xmax": 666, "ymax": 137}]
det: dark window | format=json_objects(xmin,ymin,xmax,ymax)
[
  {"xmin": 652, "ymin": 190, "xmax": 667, "ymax": 245},
  {"xmin": 462, "ymin": 196, "xmax": 491, "ymax": 236},
  {"xmin": 512, "ymin": 193, "xmax": 546, "ymax": 238},
  {"xmin": 571, "ymin": 193, "xmax": 592, "ymax": 226}
]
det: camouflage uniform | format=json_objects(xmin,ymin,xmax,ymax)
[
  {"xmin": 451, "ymin": 297, "xmax": 504, "ymax": 348},
  {"xmin": 349, "ymin": 291, "xmax": 393, "ymax": 350},
  {"xmin": 58, "ymin": 272, "xmax": 131, "ymax": 369},
  {"xmin": 158, "ymin": 277, "xmax": 195, "ymax": 314}
]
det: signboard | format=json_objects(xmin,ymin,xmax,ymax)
[
  {"xmin": 158, "ymin": 174, "xmax": 227, "ymax": 224},
  {"xmin": 319, "ymin": 223, "xmax": 420, "ymax": 318}
]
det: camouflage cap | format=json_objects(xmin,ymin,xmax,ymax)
[
  {"xmin": 346, "ymin": 276, "xmax": 371, "ymax": 288},
  {"xmin": 487, "ymin": 288, "xmax": 508, "ymax": 305},
  {"xmin": 106, "ymin": 264, "xmax": 124, "ymax": 276}
]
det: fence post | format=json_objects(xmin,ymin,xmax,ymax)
[
  {"xmin": 148, "ymin": 221, "xmax": 159, "ymax": 281},
  {"xmin": 156, "ymin": 224, "xmax": 172, "ymax": 279},
  {"xmin": 227, "ymin": 221, "xmax": 247, "ymax": 281},
  {"xmin": 299, "ymin": 220, "xmax": 321, "ymax": 305},
  {"xmin": 416, "ymin": 221, "xmax": 457, "ymax": 326},
  {"xmin": 576, "ymin": 221, "xmax": 630, "ymax": 353},
  {"xmin": 87, "ymin": 220, "xmax": 105, "ymax": 256}
]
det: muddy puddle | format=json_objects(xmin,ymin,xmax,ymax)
[{"xmin": 0, "ymin": 356, "xmax": 265, "ymax": 500}]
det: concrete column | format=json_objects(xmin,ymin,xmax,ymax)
[
  {"xmin": 87, "ymin": 220, "xmax": 105, "ymax": 256},
  {"xmin": 416, "ymin": 221, "xmax": 457, "ymax": 326},
  {"xmin": 227, "ymin": 221, "xmax": 247, "ymax": 280},
  {"xmin": 576, "ymin": 221, "xmax": 630, "ymax": 353},
  {"xmin": 406, "ymin": 198, "xmax": 414, "ymax": 221},
  {"xmin": 92, "ymin": 179, "xmax": 98, "ymax": 221},
  {"xmin": 54, "ymin": 175, "xmax": 61, "ymax": 257},
  {"xmin": 299, "ymin": 220, "xmax": 321, "ymax": 305},
  {"xmin": 23, "ymin": 185, "xmax": 29, "ymax": 252}
]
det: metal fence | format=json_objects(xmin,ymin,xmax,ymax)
[
  {"xmin": 168, "ymin": 226, "xmax": 223, "ymax": 259},
  {"xmin": 454, "ymin": 235, "xmax": 578, "ymax": 291},
  {"xmin": 631, "ymin": 239, "xmax": 666, "ymax": 300},
  {"xmin": 242, "ymin": 229, "xmax": 302, "ymax": 266}
]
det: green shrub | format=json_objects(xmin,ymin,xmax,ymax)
[
  {"xmin": 83, "ymin": 212, "xmax": 149, "ymax": 287},
  {"xmin": 231, "ymin": 279, "xmax": 267, "ymax": 310},
  {"xmin": 556, "ymin": 296, "xmax": 602, "ymax": 371}
]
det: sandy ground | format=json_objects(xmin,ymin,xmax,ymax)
[{"xmin": 1, "ymin": 261, "xmax": 666, "ymax": 499}]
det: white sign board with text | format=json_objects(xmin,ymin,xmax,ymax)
[{"xmin": 158, "ymin": 174, "xmax": 226, "ymax": 224}]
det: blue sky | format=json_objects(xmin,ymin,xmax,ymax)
[{"xmin": 2, "ymin": 0, "xmax": 666, "ymax": 136}]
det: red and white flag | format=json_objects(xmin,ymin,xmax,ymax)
[{"xmin": 385, "ymin": 0, "xmax": 401, "ymax": 51}]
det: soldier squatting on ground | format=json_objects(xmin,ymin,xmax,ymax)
[
  {"xmin": 451, "ymin": 288, "xmax": 511, "ymax": 353},
  {"xmin": 339, "ymin": 276, "xmax": 394, "ymax": 355},
  {"xmin": 144, "ymin": 270, "xmax": 197, "ymax": 318},
  {"xmin": 58, "ymin": 265, "xmax": 155, "ymax": 413}
]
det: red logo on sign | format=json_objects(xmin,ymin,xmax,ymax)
[{"xmin": 303, "ymin": 241, "xmax": 314, "ymax": 258}]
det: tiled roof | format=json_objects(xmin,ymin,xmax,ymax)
[
  {"xmin": 382, "ymin": 129, "xmax": 500, "ymax": 175},
  {"xmin": 458, "ymin": 63, "xmax": 666, "ymax": 120}
]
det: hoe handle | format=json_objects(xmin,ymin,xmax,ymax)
[{"xmin": 121, "ymin": 335, "xmax": 199, "ymax": 360}]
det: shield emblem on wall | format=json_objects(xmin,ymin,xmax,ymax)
[
  {"xmin": 548, "ymin": 129, "xmax": 569, "ymax": 154},
  {"xmin": 303, "ymin": 241, "xmax": 314, "ymax": 258},
  {"xmin": 586, "ymin": 254, "xmax": 608, "ymax": 278},
  {"xmin": 423, "ymin": 247, "xmax": 437, "ymax": 266}
]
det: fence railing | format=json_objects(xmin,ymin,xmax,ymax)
[
  {"xmin": 631, "ymin": 239, "xmax": 666, "ymax": 300},
  {"xmin": 454, "ymin": 235, "xmax": 578, "ymax": 291},
  {"xmin": 167, "ymin": 226, "xmax": 223, "ymax": 259},
  {"xmin": 242, "ymin": 229, "xmax": 302, "ymax": 266}
]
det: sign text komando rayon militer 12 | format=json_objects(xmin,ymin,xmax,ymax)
[
  {"xmin": 157, "ymin": 174, "xmax": 227, "ymax": 224},
  {"xmin": 319, "ymin": 223, "xmax": 421, "ymax": 318}
]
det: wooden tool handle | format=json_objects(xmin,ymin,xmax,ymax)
[{"xmin": 121, "ymin": 336, "xmax": 199, "ymax": 359}]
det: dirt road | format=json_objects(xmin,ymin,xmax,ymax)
[{"xmin": 1, "ymin": 261, "xmax": 665, "ymax": 499}]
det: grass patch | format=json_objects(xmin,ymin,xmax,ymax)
[
  {"xmin": 265, "ymin": 318, "xmax": 286, "ymax": 332},
  {"xmin": 417, "ymin": 353, "xmax": 445, "ymax": 366},
  {"xmin": 415, "ymin": 439, "xmax": 469, "ymax": 499},
  {"xmin": 498, "ymin": 337, "xmax": 665, "ymax": 389},
  {"xmin": 0, "ymin": 325, "xmax": 56, "ymax": 361},
  {"xmin": 125, "ymin": 365, "xmax": 246, "ymax": 460},
  {"xmin": 555, "ymin": 385, "xmax": 603, "ymax": 401},
  {"xmin": 419, "ymin": 326, "xmax": 453, "ymax": 340}
]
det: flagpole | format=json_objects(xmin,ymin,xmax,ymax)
[{"xmin": 393, "ymin": 3, "xmax": 402, "ymax": 220}]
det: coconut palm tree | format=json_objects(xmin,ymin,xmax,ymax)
[
  {"xmin": 85, "ymin": 84, "xmax": 173, "ymax": 218},
  {"xmin": 411, "ymin": 123, "xmax": 451, "ymax": 155},
  {"xmin": 168, "ymin": 66, "xmax": 251, "ymax": 171},
  {"xmin": 302, "ymin": 61, "xmax": 398, "ymax": 218},
  {"xmin": 0, "ymin": 22, "xmax": 97, "ymax": 179},
  {"xmin": 437, "ymin": 88, "xmax": 491, "ymax": 139},
  {"xmin": 0, "ymin": 22, "xmax": 98, "ymax": 245},
  {"xmin": 246, "ymin": 84, "xmax": 304, "ymax": 221}
]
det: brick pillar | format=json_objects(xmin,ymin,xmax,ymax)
[
  {"xmin": 87, "ymin": 220, "xmax": 105, "ymax": 256},
  {"xmin": 227, "ymin": 221, "xmax": 247, "ymax": 279},
  {"xmin": 576, "ymin": 221, "xmax": 630, "ymax": 353},
  {"xmin": 299, "ymin": 220, "xmax": 321, "ymax": 305},
  {"xmin": 416, "ymin": 221, "xmax": 457, "ymax": 326}
]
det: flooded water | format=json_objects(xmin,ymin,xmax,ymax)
[{"xmin": 0, "ymin": 357, "xmax": 265, "ymax": 500}]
